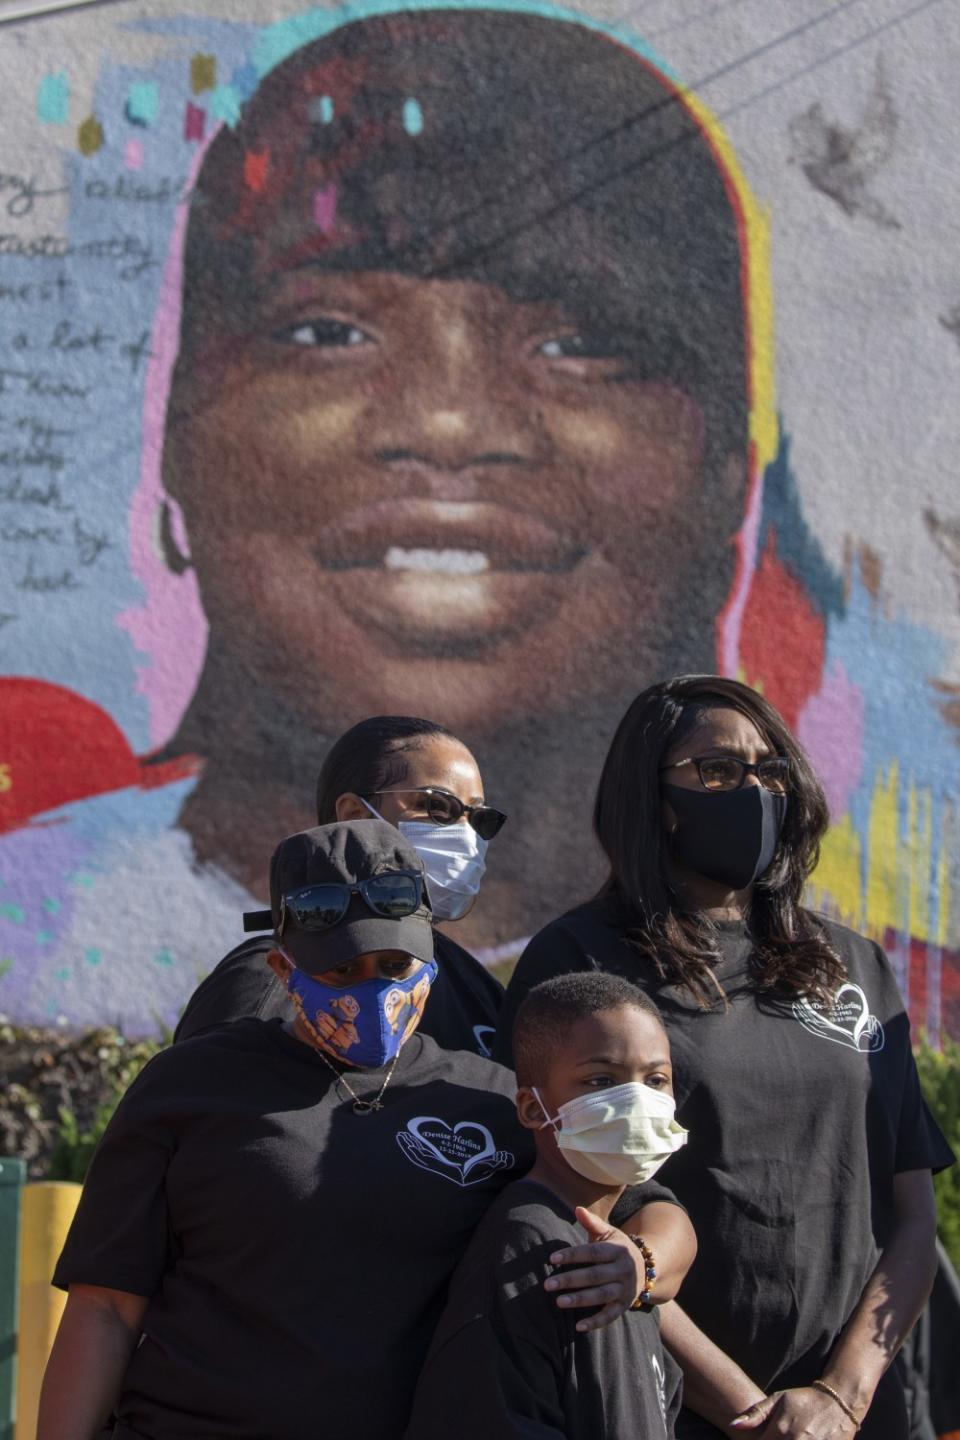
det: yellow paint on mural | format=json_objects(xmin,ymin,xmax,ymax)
[
  {"xmin": 865, "ymin": 762, "xmax": 900, "ymax": 935},
  {"xmin": 190, "ymin": 53, "xmax": 216, "ymax": 94},
  {"xmin": 810, "ymin": 815, "xmax": 863, "ymax": 931},
  {"xmin": 936, "ymin": 805, "xmax": 953, "ymax": 948},
  {"xmin": 76, "ymin": 114, "xmax": 103, "ymax": 156},
  {"xmin": 810, "ymin": 766, "xmax": 952, "ymax": 949},
  {"xmin": 680, "ymin": 90, "xmax": 778, "ymax": 477}
]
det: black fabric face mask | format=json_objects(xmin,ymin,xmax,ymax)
[{"xmin": 663, "ymin": 783, "xmax": 788, "ymax": 891}]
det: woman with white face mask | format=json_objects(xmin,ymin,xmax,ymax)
[{"xmin": 175, "ymin": 716, "xmax": 506, "ymax": 1056}]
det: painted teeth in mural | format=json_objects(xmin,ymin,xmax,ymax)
[{"xmin": 0, "ymin": 1, "xmax": 957, "ymax": 1038}]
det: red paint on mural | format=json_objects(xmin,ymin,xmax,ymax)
[
  {"xmin": 0, "ymin": 678, "xmax": 197, "ymax": 834},
  {"xmin": 739, "ymin": 529, "xmax": 825, "ymax": 727},
  {"xmin": 942, "ymin": 949, "xmax": 960, "ymax": 1046},
  {"xmin": 243, "ymin": 148, "xmax": 270, "ymax": 191}
]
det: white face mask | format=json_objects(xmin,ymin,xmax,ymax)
[
  {"xmin": 361, "ymin": 801, "xmax": 488, "ymax": 921},
  {"xmin": 533, "ymin": 1082, "xmax": 689, "ymax": 1187},
  {"xmin": 397, "ymin": 820, "xmax": 488, "ymax": 920}
]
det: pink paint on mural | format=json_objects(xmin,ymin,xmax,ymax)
[
  {"xmin": 116, "ymin": 136, "xmax": 218, "ymax": 748},
  {"xmin": 313, "ymin": 183, "xmax": 337, "ymax": 233},
  {"xmin": 184, "ymin": 101, "xmax": 206, "ymax": 142},
  {"xmin": 717, "ymin": 450, "xmax": 765, "ymax": 678},
  {"xmin": 796, "ymin": 661, "xmax": 865, "ymax": 819}
]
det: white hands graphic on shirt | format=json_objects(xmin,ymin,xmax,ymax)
[
  {"xmin": 793, "ymin": 982, "xmax": 885, "ymax": 1052},
  {"xmin": 396, "ymin": 1116, "xmax": 515, "ymax": 1187},
  {"xmin": 651, "ymin": 1351, "xmax": 668, "ymax": 1431}
]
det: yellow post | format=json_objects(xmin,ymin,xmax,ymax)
[{"xmin": 15, "ymin": 1183, "xmax": 81, "ymax": 1440}]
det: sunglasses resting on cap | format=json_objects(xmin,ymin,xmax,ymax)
[
  {"xmin": 243, "ymin": 871, "xmax": 424, "ymax": 933},
  {"xmin": 243, "ymin": 821, "xmax": 435, "ymax": 973}
]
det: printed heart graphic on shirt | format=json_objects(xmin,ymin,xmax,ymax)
[
  {"xmin": 396, "ymin": 1115, "xmax": 515, "ymax": 1187},
  {"xmin": 793, "ymin": 983, "xmax": 885, "ymax": 1052}
]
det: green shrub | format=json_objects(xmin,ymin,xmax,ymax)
[
  {"xmin": 46, "ymin": 1030, "xmax": 168, "ymax": 1182},
  {"xmin": 915, "ymin": 1035, "xmax": 960, "ymax": 1271},
  {"xmin": 0, "ymin": 1019, "xmax": 168, "ymax": 1181}
]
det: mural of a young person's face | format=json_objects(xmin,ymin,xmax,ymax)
[
  {"xmin": 168, "ymin": 270, "xmax": 733, "ymax": 731},
  {"xmin": 164, "ymin": 9, "xmax": 750, "ymax": 742}
]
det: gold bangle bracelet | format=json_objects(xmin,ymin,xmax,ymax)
[{"xmin": 811, "ymin": 1379, "xmax": 862, "ymax": 1432}]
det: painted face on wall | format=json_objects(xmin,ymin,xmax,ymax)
[
  {"xmin": 163, "ymin": 9, "xmax": 750, "ymax": 735},
  {"xmin": 167, "ymin": 269, "xmax": 729, "ymax": 728}
]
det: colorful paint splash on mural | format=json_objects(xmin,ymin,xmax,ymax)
[{"xmin": 0, "ymin": 1, "xmax": 956, "ymax": 1038}]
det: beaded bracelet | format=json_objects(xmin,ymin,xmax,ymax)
[
  {"xmin": 627, "ymin": 1235, "xmax": 656, "ymax": 1310},
  {"xmin": 811, "ymin": 1380, "xmax": 862, "ymax": 1431}
]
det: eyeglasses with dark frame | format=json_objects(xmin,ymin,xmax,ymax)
[
  {"xmin": 366, "ymin": 787, "xmax": 508, "ymax": 841},
  {"xmin": 660, "ymin": 755, "xmax": 791, "ymax": 794},
  {"xmin": 279, "ymin": 871, "xmax": 426, "ymax": 934}
]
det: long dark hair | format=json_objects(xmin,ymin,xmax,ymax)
[
  {"xmin": 593, "ymin": 675, "xmax": 844, "ymax": 1004},
  {"xmin": 315, "ymin": 715, "xmax": 459, "ymax": 822}
]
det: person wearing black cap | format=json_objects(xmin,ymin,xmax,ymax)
[
  {"xmin": 174, "ymin": 716, "xmax": 506, "ymax": 1056},
  {"xmin": 39, "ymin": 820, "xmax": 695, "ymax": 1440}
]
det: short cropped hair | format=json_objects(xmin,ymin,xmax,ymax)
[{"xmin": 513, "ymin": 971, "xmax": 664, "ymax": 1086}]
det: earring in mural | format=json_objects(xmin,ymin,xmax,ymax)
[{"xmin": 158, "ymin": 498, "xmax": 194, "ymax": 574}]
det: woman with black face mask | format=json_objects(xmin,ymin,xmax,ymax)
[{"xmin": 494, "ymin": 675, "xmax": 954, "ymax": 1440}]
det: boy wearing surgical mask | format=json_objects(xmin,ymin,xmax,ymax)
[{"xmin": 405, "ymin": 972, "xmax": 690, "ymax": 1440}]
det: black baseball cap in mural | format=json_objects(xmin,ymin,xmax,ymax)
[{"xmin": 243, "ymin": 820, "xmax": 434, "ymax": 975}]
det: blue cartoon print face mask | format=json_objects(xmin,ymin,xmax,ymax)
[{"xmin": 285, "ymin": 959, "xmax": 438, "ymax": 1068}]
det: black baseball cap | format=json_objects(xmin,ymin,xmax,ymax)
[{"xmin": 243, "ymin": 820, "xmax": 434, "ymax": 976}]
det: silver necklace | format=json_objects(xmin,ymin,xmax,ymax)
[
  {"xmin": 312, "ymin": 1042, "xmax": 400, "ymax": 1114},
  {"xmin": 288, "ymin": 994, "xmax": 400, "ymax": 1114}
]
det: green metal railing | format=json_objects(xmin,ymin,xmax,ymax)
[{"xmin": 0, "ymin": 1160, "xmax": 25, "ymax": 1440}]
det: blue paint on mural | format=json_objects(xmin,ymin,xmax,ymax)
[
  {"xmin": 758, "ymin": 429, "xmax": 846, "ymax": 620},
  {"xmin": 37, "ymin": 72, "xmax": 70, "ymax": 125},
  {"xmin": 126, "ymin": 81, "xmax": 160, "ymax": 126}
]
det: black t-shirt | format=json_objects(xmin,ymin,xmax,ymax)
[
  {"xmin": 405, "ymin": 1178, "xmax": 682, "ymax": 1440},
  {"xmin": 494, "ymin": 901, "xmax": 955, "ymax": 1396},
  {"xmin": 57, "ymin": 1018, "xmax": 677, "ymax": 1440},
  {"xmin": 174, "ymin": 928, "xmax": 503, "ymax": 1056},
  {"xmin": 54, "ymin": 1022, "xmax": 532, "ymax": 1440}
]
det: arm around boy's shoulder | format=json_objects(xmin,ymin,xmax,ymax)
[{"xmin": 407, "ymin": 1183, "xmax": 681, "ymax": 1440}]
